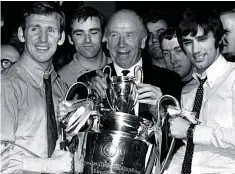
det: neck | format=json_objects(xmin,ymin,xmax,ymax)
[
  {"xmin": 182, "ymin": 70, "xmax": 193, "ymax": 82},
  {"xmin": 22, "ymin": 51, "xmax": 51, "ymax": 70},
  {"xmin": 152, "ymin": 58, "xmax": 166, "ymax": 68},
  {"xmin": 76, "ymin": 50, "xmax": 103, "ymax": 69}
]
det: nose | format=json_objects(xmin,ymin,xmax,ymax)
[
  {"xmin": 192, "ymin": 41, "xmax": 201, "ymax": 54},
  {"xmin": 170, "ymin": 51, "xmax": 177, "ymax": 64},
  {"xmin": 118, "ymin": 35, "xmax": 126, "ymax": 48},
  {"xmin": 39, "ymin": 30, "xmax": 48, "ymax": 42},
  {"xmin": 152, "ymin": 33, "xmax": 159, "ymax": 43},
  {"xmin": 84, "ymin": 34, "xmax": 91, "ymax": 43}
]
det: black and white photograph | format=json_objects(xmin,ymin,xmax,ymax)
[{"xmin": 1, "ymin": 1, "xmax": 235, "ymax": 174}]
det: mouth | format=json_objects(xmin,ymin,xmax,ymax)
[
  {"xmin": 173, "ymin": 65, "xmax": 181, "ymax": 70},
  {"xmin": 35, "ymin": 45, "xmax": 50, "ymax": 51},
  {"xmin": 117, "ymin": 51, "xmax": 130, "ymax": 56},
  {"xmin": 194, "ymin": 54, "xmax": 205, "ymax": 62}
]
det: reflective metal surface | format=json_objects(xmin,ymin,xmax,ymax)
[
  {"xmin": 79, "ymin": 111, "xmax": 160, "ymax": 174},
  {"xmin": 106, "ymin": 76, "xmax": 138, "ymax": 114}
]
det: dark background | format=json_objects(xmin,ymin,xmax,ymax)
[
  {"xmin": 1, "ymin": 1, "xmax": 234, "ymax": 69},
  {"xmin": 2, "ymin": 1, "xmax": 234, "ymax": 42}
]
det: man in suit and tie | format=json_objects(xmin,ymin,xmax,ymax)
[{"xmin": 78, "ymin": 9, "xmax": 182, "ymax": 121}]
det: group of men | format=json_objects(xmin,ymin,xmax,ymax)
[{"xmin": 1, "ymin": 1, "xmax": 235, "ymax": 174}]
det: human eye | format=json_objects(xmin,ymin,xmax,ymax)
[
  {"xmin": 224, "ymin": 29, "xmax": 230, "ymax": 36},
  {"xmin": 183, "ymin": 39, "xmax": 192, "ymax": 46},
  {"xmin": 48, "ymin": 27, "xmax": 55, "ymax": 33},
  {"xmin": 30, "ymin": 26, "xmax": 39, "ymax": 32},
  {"xmin": 74, "ymin": 31, "xmax": 83, "ymax": 36},
  {"xmin": 163, "ymin": 51, "xmax": 170, "ymax": 56},
  {"xmin": 91, "ymin": 31, "xmax": 98, "ymax": 35},
  {"xmin": 197, "ymin": 35, "xmax": 208, "ymax": 42},
  {"xmin": 110, "ymin": 32, "xmax": 118, "ymax": 37},
  {"xmin": 1, "ymin": 59, "xmax": 13, "ymax": 69}
]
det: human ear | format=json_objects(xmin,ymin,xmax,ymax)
[
  {"xmin": 141, "ymin": 36, "xmax": 147, "ymax": 49},
  {"xmin": 68, "ymin": 35, "xmax": 74, "ymax": 45},
  {"xmin": 18, "ymin": 27, "xmax": 25, "ymax": 43},
  {"xmin": 58, "ymin": 31, "xmax": 65, "ymax": 46}
]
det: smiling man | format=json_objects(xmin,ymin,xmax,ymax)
[
  {"xmin": 58, "ymin": 6, "xmax": 112, "ymax": 87},
  {"xmin": 159, "ymin": 27, "xmax": 193, "ymax": 85},
  {"xmin": 1, "ymin": 2, "xmax": 72, "ymax": 173},
  {"xmin": 164, "ymin": 8, "xmax": 235, "ymax": 174}
]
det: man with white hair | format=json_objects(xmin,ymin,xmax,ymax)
[{"xmin": 220, "ymin": 9, "xmax": 235, "ymax": 62}]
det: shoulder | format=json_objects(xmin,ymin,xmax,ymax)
[{"xmin": 146, "ymin": 65, "xmax": 181, "ymax": 82}]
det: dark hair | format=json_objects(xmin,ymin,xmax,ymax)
[
  {"xmin": 143, "ymin": 9, "xmax": 172, "ymax": 27},
  {"xmin": 177, "ymin": 8, "xmax": 224, "ymax": 52},
  {"xmin": 69, "ymin": 6, "xmax": 105, "ymax": 36},
  {"xmin": 20, "ymin": 1, "xmax": 65, "ymax": 33},
  {"xmin": 159, "ymin": 27, "xmax": 181, "ymax": 49}
]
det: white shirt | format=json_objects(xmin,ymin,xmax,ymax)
[
  {"xmin": 113, "ymin": 58, "xmax": 143, "ymax": 116},
  {"xmin": 164, "ymin": 55, "xmax": 235, "ymax": 174}
]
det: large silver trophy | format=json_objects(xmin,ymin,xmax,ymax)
[{"xmin": 60, "ymin": 65, "xmax": 181, "ymax": 174}]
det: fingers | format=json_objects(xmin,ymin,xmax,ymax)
[
  {"xmin": 57, "ymin": 100, "xmax": 70, "ymax": 121},
  {"xmin": 137, "ymin": 83, "xmax": 162, "ymax": 106},
  {"xmin": 137, "ymin": 83, "xmax": 162, "ymax": 96},
  {"xmin": 90, "ymin": 71, "xmax": 108, "ymax": 99}
]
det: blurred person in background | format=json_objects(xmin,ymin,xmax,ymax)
[
  {"xmin": 220, "ymin": 9, "xmax": 235, "ymax": 62},
  {"xmin": 1, "ymin": 44, "xmax": 20, "ymax": 72},
  {"xmin": 143, "ymin": 9, "xmax": 172, "ymax": 68}
]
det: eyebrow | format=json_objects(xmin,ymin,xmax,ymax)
[{"xmin": 72, "ymin": 28, "xmax": 101, "ymax": 34}]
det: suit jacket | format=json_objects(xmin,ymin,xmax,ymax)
[{"xmin": 77, "ymin": 57, "xmax": 182, "ymax": 121}]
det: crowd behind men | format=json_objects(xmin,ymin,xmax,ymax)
[{"xmin": 1, "ymin": 2, "xmax": 235, "ymax": 174}]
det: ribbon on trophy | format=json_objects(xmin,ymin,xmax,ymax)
[{"xmin": 167, "ymin": 105, "xmax": 201, "ymax": 125}]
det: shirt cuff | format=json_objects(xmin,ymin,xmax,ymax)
[
  {"xmin": 23, "ymin": 156, "xmax": 52, "ymax": 173},
  {"xmin": 193, "ymin": 125, "xmax": 213, "ymax": 145}
]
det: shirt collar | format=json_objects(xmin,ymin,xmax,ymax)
[
  {"xmin": 73, "ymin": 52, "xmax": 113, "ymax": 70},
  {"xmin": 114, "ymin": 58, "xmax": 143, "ymax": 77},
  {"xmin": 19, "ymin": 56, "xmax": 57, "ymax": 87},
  {"xmin": 192, "ymin": 54, "xmax": 227, "ymax": 87}
]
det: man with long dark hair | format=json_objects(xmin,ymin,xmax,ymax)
[{"xmin": 165, "ymin": 8, "xmax": 235, "ymax": 174}]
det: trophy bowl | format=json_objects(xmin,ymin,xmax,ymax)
[
  {"xmin": 106, "ymin": 76, "xmax": 138, "ymax": 114},
  {"xmin": 78, "ymin": 111, "xmax": 161, "ymax": 174}
]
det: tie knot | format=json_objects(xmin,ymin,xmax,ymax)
[
  {"xmin": 121, "ymin": 70, "xmax": 130, "ymax": 76},
  {"xmin": 44, "ymin": 74, "xmax": 52, "ymax": 83},
  {"xmin": 198, "ymin": 77, "xmax": 207, "ymax": 85}
]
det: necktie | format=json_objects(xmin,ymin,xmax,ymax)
[
  {"xmin": 44, "ymin": 73, "xmax": 58, "ymax": 157},
  {"xmin": 181, "ymin": 77, "xmax": 207, "ymax": 174},
  {"xmin": 121, "ymin": 70, "xmax": 130, "ymax": 76}
]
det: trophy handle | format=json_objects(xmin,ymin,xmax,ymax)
[
  {"xmin": 134, "ymin": 65, "xmax": 143, "ymax": 84},
  {"xmin": 102, "ymin": 65, "xmax": 115, "ymax": 111},
  {"xmin": 154, "ymin": 95, "xmax": 181, "ymax": 174},
  {"xmin": 103, "ymin": 65, "xmax": 112, "ymax": 82}
]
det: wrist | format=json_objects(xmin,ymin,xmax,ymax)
[{"xmin": 187, "ymin": 124, "xmax": 196, "ymax": 140}]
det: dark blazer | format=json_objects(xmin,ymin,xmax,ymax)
[{"xmin": 77, "ymin": 57, "xmax": 182, "ymax": 121}]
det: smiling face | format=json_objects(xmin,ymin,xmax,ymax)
[
  {"xmin": 70, "ymin": 17, "xmax": 102, "ymax": 59},
  {"xmin": 161, "ymin": 37, "xmax": 192, "ymax": 79},
  {"xmin": 146, "ymin": 20, "xmax": 167, "ymax": 60},
  {"xmin": 182, "ymin": 26, "xmax": 220, "ymax": 74},
  {"xmin": 220, "ymin": 12, "xmax": 235, "ymax": 57},
  {"xmin": 18, "ymin": 14, "xmax": 64, "ymax": 69},
  {"xmin": 105, "ymin": 12, "xmax": 146, "ymax": 69}
]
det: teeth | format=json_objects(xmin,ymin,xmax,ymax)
[{"xmin": 36, "ymin": 46, "xmax": 49, "ymax": 50}]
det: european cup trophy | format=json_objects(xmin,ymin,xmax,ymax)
[{"xmin": 59, "ymin": 65, "xmax": 181, "ymax": 174}]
